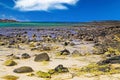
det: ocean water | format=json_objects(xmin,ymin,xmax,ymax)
[{"xmin": 0, "ymin": 22, "xmax": 82, "ymax": 27}]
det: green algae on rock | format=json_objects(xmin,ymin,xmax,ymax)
[
  {"xmin": 36, "ymin": 71, "xmax": 51, "ymax": 78},
  {"xmin": 1, "ymin": 75, "xmax": 19, "ymax": 80},
  {"xmin": 4, "ymin": 59, "xmax": 17, "ymax": 66}
]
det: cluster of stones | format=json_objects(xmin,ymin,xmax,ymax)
[{"xmin": 3, "ymin": 52, "xmax": 70, "ymax": 79}]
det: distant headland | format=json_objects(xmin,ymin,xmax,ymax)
[{"xmin": 0, "ymin": 19, "xmax": 18, "ymax": 22}]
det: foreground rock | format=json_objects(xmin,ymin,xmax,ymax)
[
  {"xmin": 54, "ymin": 64, "xmax": 69, "ymax": 73},
  {"xmin": 4, "ymin": 59, "xmax": 17, "ymax": 66},
  {"xmin": 2, "ymin": 75, "xmax": 19, "ymax": 80},
  {"xmin": 13, "ymin": 66, "xmax": 34, "ymax": 73},
  {"xmin": 36, "ymin": 71, "xmax": 51, "ymax": 78},
  {"xmin": 97, "ymin": 56, "xmax": 120, "ymax": 65},
  {"xmin": 34, "ymin": 53, "xmax": 50, "ymax": 62}
]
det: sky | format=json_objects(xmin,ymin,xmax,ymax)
[{"xmin": 0, "ymin": 0, "xmax": 120, "ymax": 22}]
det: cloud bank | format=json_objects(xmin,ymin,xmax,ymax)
[{"xmin": 14, "ymin": 0, "xmax": 79, "ymax": 11}]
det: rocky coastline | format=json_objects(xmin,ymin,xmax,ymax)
[{"xmin": 0, "ymin": 22, "xmax": 120, "ymax": 80}]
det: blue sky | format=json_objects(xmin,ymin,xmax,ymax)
[{"xmin": 0, "ymin": 0, "xmax": 120, "ymax": 22}]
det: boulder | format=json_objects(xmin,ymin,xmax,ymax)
[
  {"xmin": 13, "ymin": 66, "xmax": 33, "ymax": 73},
  {"xmin": 21, "ymin": 53, "xmax": 31, "ymax": 59},
  {"xmin": 34, "ymin": 53, "xmax": 50, "ymax": 62}
]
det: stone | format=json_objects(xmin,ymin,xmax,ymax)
[
  {"xmin": 13, "ymin": 66, "xmax": 33, "ymax": 73},
  {"xmin": 2, "ymin": 75, "xmax": 19, "ymax": 80},
  {"xmin": 97, "ymin": 56, "xmax": 120, "ymax": 65},
  {"xmin": 54, "ymin": 64, "xmax": 69, "ymax": 73},
  {"xmin": 72, "ymin": 50, "xmax": 81, "ymax": 56},
  {"xmin": 4, "ymin": 59, "xmax": 17, "ymax": 66},
  {"xmin": 60, "ymin": 49, "xmax": 70, "ymax": 55},
  {"xmin": 64, "ymin": 42, "xmax": 69, "ymax": 46},
  {"xmin": 48, "ymin": 69, "xmax": 55, "ymax": 74},
  {"xmin": 70, "ymin": 42, "xmax": 75, "ymax": 46},
  {"xmin": 34, "ymin": 53, "xmax": 50, "ymax": 62},
  {"xmin": 36, "ymin": 71, "xmax": 51, "ymax": 78},
  {"xmin": 21, "ymin": 53, "xmax": 31, "ymax": 59}
]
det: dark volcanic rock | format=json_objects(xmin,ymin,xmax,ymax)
[
  {"xmin": 60, "ymin": 49, "xmax": 70, "ymax": 55},
  {"xmin": 54, "ymin": 64, "xmax": 69, "ymax": 73},
  {"xmin": 97, "ymin": 56, "xmax": 120, "ymax": 65},
  {"xmin": 21, "ymin": 53, "xmax": 31, "ymax": 59},
  {"xmin": 34, "ymin": 53, "xmax": 50, "ymax": 62},
  {"xmin": 13, "ymin": 66, "xmax": 33, "ymax": 73}
]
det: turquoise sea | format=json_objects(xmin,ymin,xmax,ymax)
[{"xmin": 0, "ymin": 22, "xmax": 82, "ymax": 27}]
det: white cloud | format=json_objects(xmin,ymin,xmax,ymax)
[{"xmin": 14, "ymin": 0, "xmax": 79, "ymax": 11}]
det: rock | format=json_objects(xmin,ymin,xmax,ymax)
[
  {"xmin": 34, "ymin": 53, "xmax": 50, "ymax": 62},
  {"xmin": 13, "ymin": 66, "xmax": 33, "ymax": 73},
  {"xmin": 64, "ymin": 42, "xmax": 69, "ymax": 46},
  {"xmin": 97, "ymin": 56, "xmax": 120, "ymax": 65},
  {"xmin": 0, "ymin": 42, "xmax": 6, "ymax": 46},
  {"xmin": 4, "ymin": 59, "xmax": 17, "ymax": 66},
  {"xmin": 2, "ymin": 75, "xmax": 19, "ymax": 80},
  {"xmin": 60, "ymin": 49, "xmax": 70, "ymax": 55},
  {"xmin": 42, "ymin": 46, "xmax": 51, "ymax": 51},
  {"xmin": 55, "ymin": 64, "xmax": 69, "ymax": 73},
  {"xmin": 72, "ymin": 50, "xmax": 81, "ymax": 56},
  {"xmin": 21, "ymin": 53, "xmax": 31, "ymax": 59},
  {"xmin": 48, "ymin": 69, "xmax": 55, "ymax": 74},
  {"xmin": 12, "ymin": 56, "xmax": 20, "ymax": 59},
  {"xmin": 70, "ymin": 42, "xmax": 75, "ymax": 46},
  {"xmin": 36, "ymin": 71, "xmax": 51, "ymax": 78}
]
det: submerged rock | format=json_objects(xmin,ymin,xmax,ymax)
[
  {"xmin": 34, "ymin": 53, "xmax": 50, "ymax": 62},
  {"xmin": 13, "ymin": 66, "xmax": 33, "ymax": 73}
]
